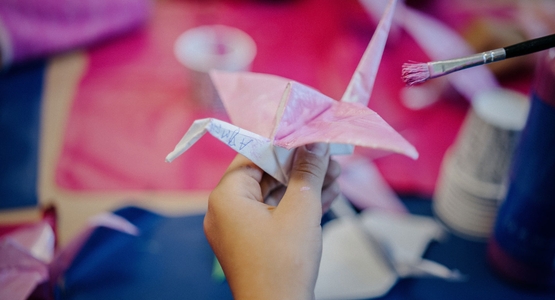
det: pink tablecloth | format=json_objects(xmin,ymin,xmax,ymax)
[{"xmin": 55, "ymin": 0, "xmax": 476, "ymax": 196}]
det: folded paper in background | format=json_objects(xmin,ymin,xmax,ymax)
[
  {"xmin": 166, "ymin": 0, "xmax": 418, "ymax": 184},
  {"xmin": 315, "ymin": 210, "xmax": 452, "ymax": 299},
  {"xmin": 0, "ymin": 213, "xmax": 138, "ymax": 300},
  {"xmin": 0, "ymin": 0, "xmax": 151, "ymax": 67}
]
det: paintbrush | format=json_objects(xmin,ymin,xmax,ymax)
[{"xmin": 402, "ymin": 33, "xmax": 555, "ymax": 86}]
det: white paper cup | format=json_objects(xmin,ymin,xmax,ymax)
[
  {"xmin": 450, "ymin": 88, "xmax": 529, "ymax": 188},
  {"xmin": 174, "ymin": 25, "xmax": 257, "ymax": 109},
  {"xmin": 434, "ymin": 151, "xmax": 499, "ymax": 239},
  {"xmin": 433, "ymin": 88, "xmax": 530, "ymax": 239}
]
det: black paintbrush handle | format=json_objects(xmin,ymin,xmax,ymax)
[{"xmin": 504, "ymin": 33, "xmax": 555, "ymax": 58}]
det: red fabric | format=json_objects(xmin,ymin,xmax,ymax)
[{"xmin": 55, "ymin": 0, "xmax": 480, "ymax": 196}]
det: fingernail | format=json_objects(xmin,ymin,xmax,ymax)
[{"xmin": 304, "ymin": 143, "xmax": 327, "ymax": 155}]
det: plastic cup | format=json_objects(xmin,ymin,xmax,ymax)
[{"xmin": 174, "ymin": 25, "xmax": 257, "ymax": 109}]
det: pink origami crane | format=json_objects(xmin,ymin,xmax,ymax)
[{"xmin": 166, "ymin": 0, "xmax": 417, "ymax": 184}]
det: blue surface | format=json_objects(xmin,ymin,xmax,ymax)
[
  {"xmin": 380, "ymin": 198, "xmax": 555, "ymax": 300},
  {"xmin": 57, "ymin": 207, "xmax": 233, "ymax": 300},
  {"xmin": 0, "ymin": 61, "xmax": 45, "ymax": 210},
  {"xmin": 58, "ymin": 201, "xmax": 555, "ymax": 300}
]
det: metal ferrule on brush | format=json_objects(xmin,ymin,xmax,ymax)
[{"xmin": 427, "ymin": 48, "xmax": 506, "ymax": 79}]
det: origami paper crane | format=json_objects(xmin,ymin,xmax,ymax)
[{"xmin": 166, "ymin": 0, "xmax": 418, "ymax": 184}]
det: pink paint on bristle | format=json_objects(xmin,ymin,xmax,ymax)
[{"xmin": 402, "ymin": 62, "xmax": 430, "ymax": 86}]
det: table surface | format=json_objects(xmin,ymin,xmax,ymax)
[
  {"xmin": 1, "ymin": 0, "xmax": 552, "ymax": 298},
  {"xmin": 55, "ymin": 200, "xmax": 555, "ymax": 300}
]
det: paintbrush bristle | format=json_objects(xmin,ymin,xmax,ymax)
[{"xmin": 402, "ymin": 62, "xmax": 430, "ymax": 86}]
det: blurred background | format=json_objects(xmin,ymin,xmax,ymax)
[{"xmin": 1, "ymin": 0, "xmax": 554, "ymax": 299}]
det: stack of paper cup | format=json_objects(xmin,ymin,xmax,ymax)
[
  {"xmin": 433, "ymin": 88, "xmax": 530, "ymax": 239},
  {"xmin": 174, "ymin": 25, "xmax": 257, "ymax": 109}
]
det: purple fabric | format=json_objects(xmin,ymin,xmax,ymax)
[{"xmin": 0, "ymin": 0, "xmax": 152, "ymax": 66}]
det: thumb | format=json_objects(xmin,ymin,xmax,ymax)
[{"xmin": 277, "ymin": 143, "xmax": 330, "ymax": 217}]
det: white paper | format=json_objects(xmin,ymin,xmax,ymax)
[{"xmin": 315, "ymin": 206, "xmax": 458, "ymax": 300}]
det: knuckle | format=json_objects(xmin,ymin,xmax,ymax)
[{"xmin": 294, "ymin": 158, "xmax": 326, "ymax": 180}]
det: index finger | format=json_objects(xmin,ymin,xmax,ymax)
[{"xmin": 211, "ymin": 154, "xmax": 265, "ymax": 204}]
